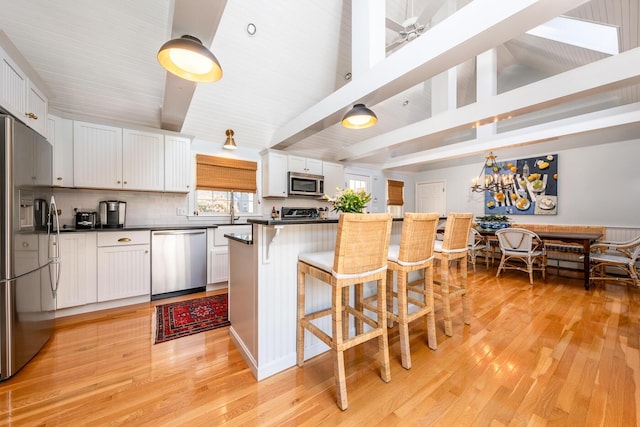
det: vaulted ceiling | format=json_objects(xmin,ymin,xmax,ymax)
[{"xmin": 1, "ymin": 0, "xmax": 638, "ymax": 173}]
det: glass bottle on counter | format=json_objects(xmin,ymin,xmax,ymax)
[{"xmin": 522, "ymin": 161, "xmax": 530, "ymax": 178}]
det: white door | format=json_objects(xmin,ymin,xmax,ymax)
[{"xmin": 416, "ymin": 180, "xmax": 446, "ymax": 216}]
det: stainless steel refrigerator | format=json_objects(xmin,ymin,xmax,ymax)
[{"xmin": 1, "ymin": 114, "xmax": 60, "ymax": 381}]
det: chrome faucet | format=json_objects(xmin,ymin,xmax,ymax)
[{"xmin": 229, "ymin": 192, "xmax": 240, "ymax": 224}]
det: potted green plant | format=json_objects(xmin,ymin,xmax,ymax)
[{"xmin": 324, "ymin": 187, "xmax": 372, "ymax": 213}]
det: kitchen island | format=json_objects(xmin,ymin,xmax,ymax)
[{"xmin": 226, "ymin": 218, "xmax": 404, "ymax": 380}]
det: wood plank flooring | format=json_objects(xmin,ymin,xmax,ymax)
[{"xmin": 1, "ymin": 268, "xmax": 638, "ymax": 426}]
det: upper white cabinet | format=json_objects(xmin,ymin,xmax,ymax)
[
  {"xmin": 262, "ymin": 150, "xmax": 287, "ymax": 198},
  {"xmin": 73, "ymin": 121, "xmax": 123, "ymax": 189},
  {"xmin": 122, "ymin": 129, "xmax": 164, "ymax": 191},
  {"xmin": 74, "ymin": 122, "xmax": 166, "ymax": 191},
  {"xmin": 48, "ymin": 115, "xmax": 74, "ymax": 187},
  {"xmin": 164, "ymin": 135, "xmax": 192, "ymax": 192},
  {"xmin": 0, "ymin": 46, "xmax": 48, "ymax": 136},
  {"xmin": 288, "ymin": 155, "xmax": 322, "ymax": 175},
  {"xmin": 322, "ymin": 161, "xmax": 344, "ymax": 195}
]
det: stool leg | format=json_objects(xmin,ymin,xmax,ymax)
[
  {"xmin": 396, "ymin": 270, "xmax": 411, "ymax": 369},
  {"xmin": 354, "ymin": 284, "xmax": 363, "ymax": 336},
  {"xmin": 425, "ymin": 263, "xmax": 437, "ymax": 350},
  {"xmin": 376, "ymin": 277, "xmax": 391, "ymax": 383},
  {"xmin": 297, "ymin": 266, "xmax": 305, "ymax": 367},
  {"xmin": 333, "ymin": 284, "xmax": 349, "ymax": 410},
  {"xmin": 441, "ymin": 257, "xmax": 453, "ymax": 337},
  {"xmin": 386, "ymin": 269, "xmax": 395, "ymax": 328},
  {"xmin": 461, "ymin": 256, "xmax": 470, "ymax": 326}
]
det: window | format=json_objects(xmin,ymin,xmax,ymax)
[
  {"xmin": 195, "ymin": 155, "xmax": 258, "ymax": 216},
  {"xmin": 387, "ymin": 179, "xmax": 404, "ymax": 218},
  {"xmin": 196, "ymin": 190, "xmax": 256, "ymax": 215}
]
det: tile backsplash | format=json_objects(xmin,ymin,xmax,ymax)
[{"xmin": 52, "ymin": 188, "xmax": 191, "ymax": 228}]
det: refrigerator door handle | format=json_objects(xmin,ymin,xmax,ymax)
[{"xmin": 48, "ymin": 195, "xmax": 61, "ymax": 297}]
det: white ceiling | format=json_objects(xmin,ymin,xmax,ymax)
[{"xmin": 0, "ymin": 0, "xmax": 638, "ymax": 173}]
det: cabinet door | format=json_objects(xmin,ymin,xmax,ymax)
[
  {"xmin": 262, "ymin": 151, "xmax": 287, "ymax": 197},
  {"xmin": 122, "ymin": 129, "xmax": 164, "ymax": 191},
  {"xmin": 49, "ymin": 115, "xmax": 74, "ymax": 187},
  {"xmin": 0, "ymin": 47, "xmax": 27, "ymax": 120},
  {"xmin": 164, "ymin": 135, "xmax": 192, "ymax": 192},
  {"xmin": 305, "ymin": 158, "xmax": 323, "ymax": 175},
  {"xmin": 210, "ymin": 249, "xmax": 229, "ymax": 283},
  {"xmin": 97, "ymin": 244, "xmax": 150, "ymax": 302},
  {"xmin": 26, "ymin": 82, "xmax": 47, "ymax": 136},
  {"xmin": 322, "ymin": 161, "xmax": 344, "ymax": 195},
  {"xmin": 287, "ymin": 155, "xmax": 307, "ymax": 174},
  {"xmin": 56, "ymin": 233, "xmax": 97, "ymax": 309},
  {"xmin": 73, "ymin": 121, "xmax": 123, "ymax": 189}
]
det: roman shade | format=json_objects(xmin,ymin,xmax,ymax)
[
  {"xmin": 387, "ymin": 179, "xmax": 404, "ymax": 206},
  {"xmin": 196, "ymin": 155, "xmax": 257, "ymax": 192}
]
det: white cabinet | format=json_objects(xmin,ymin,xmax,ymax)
[
  {"xmin": 122, "ymin": 129, "xmax": 164, "ymax": 191},
  {"xmin": 14, "ymin": 121, "xmax": 52, "ymax": 187},
  {"xmin": 288, "ymin": 155, "xmax": 322, "ymax": 175},
  {"xmin": 97, "ymin": 231, "xmax": 150, "ymax": 302},
  {"xmin": 261, "ymin": 150, "xmax": 287, "ymax": 197},
  {"xmin": 55, "ymin": 232, "xmax": 97, "ymax": 309},
  {"xmin": 48, "ymin": 115, "xmax": 74, "ymax": 187},
  {"xmin": 164, "ymin": 135, "xmax": 192, "ymax": 192},
  {"xmin": 207, "ymin": 225, "xmax": 251, "ymax": 285},
  {"xmin": 73, "ymin": 121, "xmax": 123, "ymax": 189},
  {"xmin": 74, "ymin": 122, "xmax": 165, "ymax": 191},
  {"xmin": 322, "ymin": 161, "xmax": 344, "ymax": 195},
  {"xmin": 0, "ymin": 46, "xmax": 48, "ymax": 136}
]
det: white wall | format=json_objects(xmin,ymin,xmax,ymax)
[{"xmin": 414, "ymin": 138, "xmax": 640, "ymax": 227}]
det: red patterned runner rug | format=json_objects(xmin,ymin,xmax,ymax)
[{"xmin": 154, "ymin": 294, "xmax": 230, "ymax": 344}]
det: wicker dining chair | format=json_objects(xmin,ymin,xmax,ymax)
[
  {"xmin": 362, "ymin": 212, "xmax": 440, "ymax": 370},
  {"xmin": 495, "ymin": 228, "xmax": 546, "ymax": 285},
  {"xmin": 468, "ymin": 227, "xmax": 490, "ymax": 271},
  {"xmin": 433, "ymin": 212, "xmax": 474, "ymax": 337},
  {"xmin": 588, "ymin": 234, "xmax": 640, "ymax": 287},
  {"xmin": 297, "ymin": 213, "xmax": 393, "ymax": 410}
]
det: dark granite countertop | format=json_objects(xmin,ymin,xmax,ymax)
[
  {"xmin": 247, "ymin": 217, "xmax": 407, "ymax": 226},
  {"xmin": 56, "ymin": 224, "xmax": 221, "ymax": 233},
  {"xmin": 224, "ymin": 232, "xmax": 253, "ymax": 244}
]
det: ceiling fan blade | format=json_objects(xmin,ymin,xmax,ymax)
[
  {"xmin": 385, "ymin": 17, "xmax": 404, "ymax": 33},
  {"xmin": 416, "ymin": 0, "xmax": 448, "ymax": 27},
  {"xmin": 526, "ymin": 16, "xmax": 619, "ymax": 55}
]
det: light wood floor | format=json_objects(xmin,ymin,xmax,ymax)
[{"xmin": 1, "ymin": 267, "xmax": 638, "ymax": 426}]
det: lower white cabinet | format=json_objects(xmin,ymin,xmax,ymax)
[
  {"xmin": 56, "ymin": 233, "xmax": 97, "ymax": 309},
  {"xmin": 97, "ymin": 231, "xmax": 150, "ymax": 302},
  {"xmin": 207, "ymin": 225, "xmax": 251, "ymax": 285}
]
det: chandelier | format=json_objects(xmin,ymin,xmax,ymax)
[{"xmin": 471, "ymin": 152, "xmax": 514, "ymax": 194}]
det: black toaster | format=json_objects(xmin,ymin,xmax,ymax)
[{"xmin": 75, "ymin": 211, "xmax": 97, "ymax": 229}]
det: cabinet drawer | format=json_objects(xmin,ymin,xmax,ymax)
[{"xmin": 97, "ymin": 230, "xmax": 150, "ymax": 247}]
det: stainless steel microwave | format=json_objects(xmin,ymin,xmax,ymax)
[{"xmin": 288, "ymin": 172, "xmax": 324, "ymax": 197}]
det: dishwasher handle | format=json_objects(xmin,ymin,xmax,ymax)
[{"xmin": 152, "ymin": 230, "xmax": 206, "ymax": 236}]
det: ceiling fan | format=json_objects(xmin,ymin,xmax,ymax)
[{"xmin": 385, "ymin": 0, "xmax": 442, "ymax": 52}]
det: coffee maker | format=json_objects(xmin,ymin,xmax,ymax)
[
  {"xmin": 99, "ymin": 200, "xmax": 126, "ymax": 228},
  {"xmin": 34, "ymin": 198, "xmax": 48, "ymax": 230}
]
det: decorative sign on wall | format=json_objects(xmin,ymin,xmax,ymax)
[{"xmin": 484, "ymin": 153, "xmax": 558, "ymax": 215}]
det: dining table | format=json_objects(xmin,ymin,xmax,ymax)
[{"xmin": 477, "ymin": 228, "xmax": 602, "ymax": 290}]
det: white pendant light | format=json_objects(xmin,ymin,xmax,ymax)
[
  {"xmin": 223, "ymin": 129, "xmax": 237, "ymax": 150},
  {"xmin": 342, "ymin": 104, "xmax": 378, "ymax": 129},
  {"xmin": 157, "ymin": 35, "xmax": 222, "ymax": 83}
]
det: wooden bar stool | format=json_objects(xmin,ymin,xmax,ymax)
[
  {"xmin": 363, "ymin": 212, "xmax": 440, "ymax": 370},
  {"xmin": 297, "ymin": 213, "xmax": 392, "ymax": 410},
  {"xmin": 433, "ymin": 212, "xmax": 473, "ymax": 336}
]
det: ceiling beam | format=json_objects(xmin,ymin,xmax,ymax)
[
  {"xmin": 383, "ymin": 103, "xmax": 640, "ymax": 170},
  {"xmin": 160, "ymin": 0, "xmax": 227, "ymax": 131},
  {"xmin": 339, "ymin": 46, "xmax": 640, "ymax": 162},
  {"xmin": 269, "ymin": 0, "xmax": 590, "ymax": 150}
]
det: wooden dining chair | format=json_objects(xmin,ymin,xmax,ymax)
[
  {"xmin": 588, "ymin": 234, "xmax": 640, "ymax": 287},
  {"xmin": 433, "ymin": 212, "xmax": 473, "ymax": 337},
  {"xmin": 297, "ymin": 213, "xmax": 392, "ymax": 410},
  {"xmin": 468, "ymin": 227, "xmax": 490, "ymax": 271},
  {"xmin": 362, "ymin": 212, "xmax": 440, "ymax": 370}
]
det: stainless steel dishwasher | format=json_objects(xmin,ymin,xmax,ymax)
[{"xmin": 151, "ymin": 229, "xmax": 207, "ymax": 299}]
